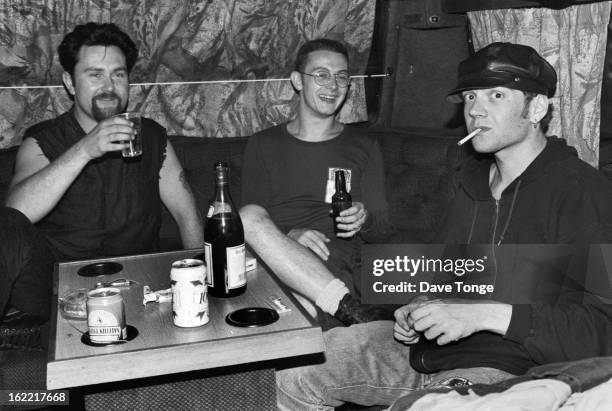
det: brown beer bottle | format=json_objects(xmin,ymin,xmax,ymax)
[
  {"xmin": 331, "ymin": 170, "xmax": 352, "ymax": 235},
  {"xmin": 204, "ymin": 162, "xmax": 247, "ymax": 297}
]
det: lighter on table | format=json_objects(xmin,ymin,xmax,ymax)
[
  {"xmin": 95, "ymin": 278, "xmax": 136, "ymax": 288},
  {"xmin": 266, "ymin": 295, "xmax": 291, "ymax": 313}
]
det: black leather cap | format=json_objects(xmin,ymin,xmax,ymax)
[{"xmin": 447, "ymin": 42, "xmax": 557, "ymax": 103}]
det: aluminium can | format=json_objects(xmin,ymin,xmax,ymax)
[
  {"xmin": 171, "ymin": 259, "xmax": 209, "ymax": 327},
  {"xmin": 86, "ymin": 287, "xmax": 127, "ymax": 343}
]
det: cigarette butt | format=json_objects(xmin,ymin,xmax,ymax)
[{"xmin": 457, "ymin": 128, "xmax": 482, "ymax": 146}]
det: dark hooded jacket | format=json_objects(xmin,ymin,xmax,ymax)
[{"xmin": 410, "ymin": 137, "xmax": 612, "ymax": 375}]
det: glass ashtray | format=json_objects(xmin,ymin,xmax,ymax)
[{"xmin": 58, "ymin": 288, "xmax": 88, "ymax": 320}]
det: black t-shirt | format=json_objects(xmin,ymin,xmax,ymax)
[
  {"xmin": 27, "ymin": 109, "xmax": 167, "ymax": 261},
  {"xmin": 242, "ymin": 123, "xmax": 388, "ymax": 237}
]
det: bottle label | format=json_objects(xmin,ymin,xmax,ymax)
[
  {"xmin": 226, "ymin": 244, "xmax": 246, "ymax": 289},
  {"xmin": 204, "ymin": 242, "xmax": 213, "ymax": 286},
  {"xmin": 325, "ymin": 167, "xmax": 352, "ymax": 203},
  {"xmin": 211, "ymin": 202, "xmax": 232, "ymax": 215}
]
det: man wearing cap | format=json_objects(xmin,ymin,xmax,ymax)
[{"xmin": 275, "ymin": 42, "xmax": 612, "ymax": 410}]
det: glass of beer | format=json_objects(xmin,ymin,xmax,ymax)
[{"xmin": 115, "ymin": 111, "xmax": 142, "ymax": 157}]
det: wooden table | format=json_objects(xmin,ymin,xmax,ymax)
[{"xmin": 46, "ymin": 249, "xmax": 324, "ymax": 390}]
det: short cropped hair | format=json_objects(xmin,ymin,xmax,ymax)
[
  {"xmin": 294, "ymin": 38, "xmax": 349, "ymax": 72},
  {"xmin": 58, "ymin": 22, "xmax": 138, "ymax": 76}
]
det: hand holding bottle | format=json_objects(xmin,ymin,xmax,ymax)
[
  {"xmin": 331, "ymin": 169, "xmax": 352, "ymax": 236},
  {"xmin": 334, "ymin": 202, "xmax": 368, "ymax": 238}
]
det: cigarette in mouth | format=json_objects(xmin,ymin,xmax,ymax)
[{"xmin": 457, "ymin": 128, "xmax": 482, "ymax": 146}]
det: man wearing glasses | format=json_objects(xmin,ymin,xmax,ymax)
[{"xmin": 239, "ymin": 39, "xmax": 392, "ymax": 328}]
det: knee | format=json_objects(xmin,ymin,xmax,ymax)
[{"xmin": 276, "ymin": 365, "xmax": 326, "ymax": 409}]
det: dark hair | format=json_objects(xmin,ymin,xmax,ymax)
[
  {"xmin": 294, "ymin": 38, "xmax": 349, "ymax": 72},
  {"xmin": 523, "ymin": 92, "xmax": 553, "ymax": 134},
  {"xmin": 58, "ymin": 22, "xmax": 138, "ymax": 76}
]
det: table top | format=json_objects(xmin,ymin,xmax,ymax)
[{"xmin": 46, "ymin": 249, "xmax": 324, "ymax": 390}]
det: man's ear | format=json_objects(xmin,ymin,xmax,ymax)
[
  {"xmin": 530, "ymin": 94, "xmax": 549, "ymax": 123},
  {"xmin": 62, "ymin": 71, "xmax": 75, "ymax": 96},
  {"xmin": 290, "ymin": 71, "xmax": 303, "ymax": 91}
]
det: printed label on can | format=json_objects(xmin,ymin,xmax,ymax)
[
  {"xmin": 86, "ymin": 287, "xmax": 126, "ymax": 343},
  {"xmin": 170, "ymin": 264, "xmax": 209, "ymax": 328},
  {"xmin": 88, "ymin": 310, "xmax": 124, "ymax": 342},
  {"xmin": 226, "ymin": 244, "xmax": 246, "ymax": 289},
  {"xmin": 204, "ymin": 242, "xmax": 213, "ymax": 286}
]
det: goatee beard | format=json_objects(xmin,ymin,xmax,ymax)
[{"xmin": 91, "ymin": 92, "xmax": 125, "ymax": 121}]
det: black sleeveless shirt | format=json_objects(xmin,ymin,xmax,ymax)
[{"xmin": 27, "ymin": 109, "xmax": 166, "ymax": 261}]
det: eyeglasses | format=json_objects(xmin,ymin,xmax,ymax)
[{"xmin": 300, "ymin": 70, "xmax": 351, "ymax": 88}]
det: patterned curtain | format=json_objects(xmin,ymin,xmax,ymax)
[
  {"xmin": 0, "ymin": 0, "xmax": 375, "ymax": 148},
  {"xmin": 468, "ymin": 2, "xmax": 611, "ymax": 167}
]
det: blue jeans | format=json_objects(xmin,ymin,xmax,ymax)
[{"xmin": 276, "ymin": 321, "xmax": 516, "ymax": 410}]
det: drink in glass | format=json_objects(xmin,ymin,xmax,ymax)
[{"xmin": 115, "ymin": 111, "xmax": 142, "ymax": 157}]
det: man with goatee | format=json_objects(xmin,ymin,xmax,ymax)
[{"xmin": 5, "ymin": 22, "xmax": 202, "ymax": 262}]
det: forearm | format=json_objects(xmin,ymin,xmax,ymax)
[
  {"xmin": 476, "ymin": 301, "xmax": 512, "ymax": 335},
  {"xmin": 6, "ymin": 145, "xmax": 89, "ymax": 222},
  {"xmin": 504, "ymin": 242, "xmax": 612, "ymax": 363},
  {"xmin": 174, "ymin": 210, "xmax": 204, "ymax": 249},
  {"xmin": 505, "ymin": 303, "xmax": 612, "ymax": 364}
]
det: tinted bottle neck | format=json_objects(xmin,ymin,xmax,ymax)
[{"xmin": 335, "ymin": 172, "xmax": 347, "ymax": 193}]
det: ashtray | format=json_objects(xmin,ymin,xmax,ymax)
[
  {"xmin": 225, "ymin": 307, "xmax": 279, "ymax": 328},
  {"xmin": 78, "ymin": 262, "xmax": 123, "ymax": 277},
  {"xmin": 81, "ymin": 325, "xmax": 138, "ymax": 347},
  {"xmin": 58, "ymin": 288, "xmax": 88, "ymax": 320}
]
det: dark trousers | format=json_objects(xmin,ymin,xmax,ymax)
[{"xmin": 0, "ymin": 207, "xmax": 54, "ymax": 319}]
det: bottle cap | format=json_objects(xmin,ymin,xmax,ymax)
[{"xmin": 214, "ymin": 161, "xmax": 229, "ymax": 184}]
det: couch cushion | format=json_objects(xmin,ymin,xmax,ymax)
[
  {"xmin": 161, "ymin": 136, "xmax": 249, "ymax": 249},
  {"xmin": 0, "ymin": 131, "xmax": 467, "ymax": 248},
  {"xmin": 374, "ymin": 129, "xmax": 468, "ymax": 243}
]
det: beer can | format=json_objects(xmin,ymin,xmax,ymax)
[
  {"xmin": 86, "ymin": 287, "xmax": 127, "ymax": 343},
  {"xmin": 170, "ymin": 259, "xmax": 209, "ymax": 327}
]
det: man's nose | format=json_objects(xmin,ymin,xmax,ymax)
[
  {"xmin": 328, "ymin": 75, "xmax": 340, "ymax": 90},
  {"xmin": 102, "ymin": 75, "xmax": 114, "ymax": 91},
  {"xmin": 467, "ymin": 98, "xmax": 486, "ymax": 118}
]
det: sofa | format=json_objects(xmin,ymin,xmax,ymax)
[
  {"xmin": 160, "ymin": 125, "xmax": 470, "ymax": 249},
  {"xmin": 0, "ymin": 125, "xmax": 468, "ymax": 402},
  {"xmin": 0, "ymin": 125, "xmax": 468, "ymax": 250},
  {"xmin": 4, "ymin": 127, "xmax": 612, "ymax": 409}
]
